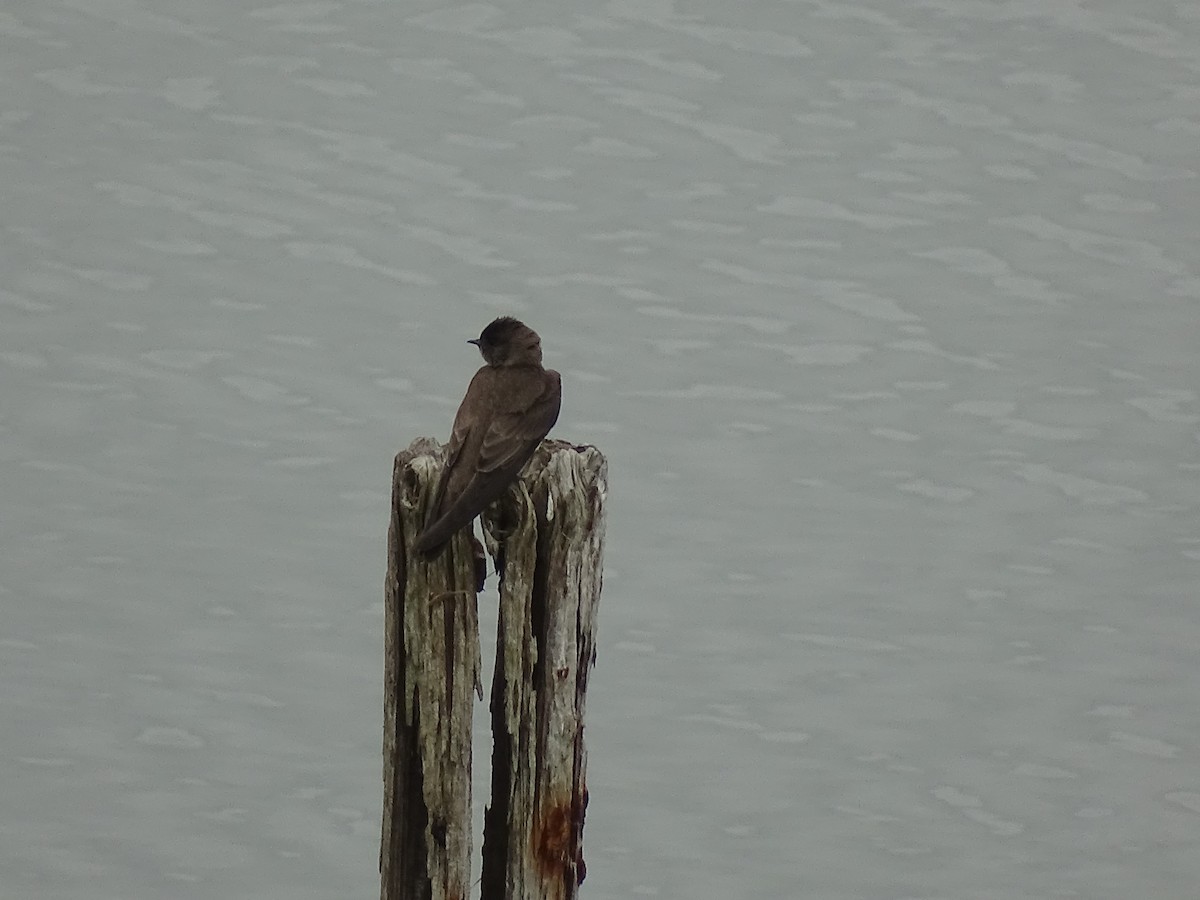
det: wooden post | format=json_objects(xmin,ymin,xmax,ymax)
[
  {"xmin": 381, "ymin": 437, "xmax": 483, "ymax": 900},
  {"xmin": 479, "ymin": 441, "xmax": 608, "ymax": 900},
  {"xmin": 381, "ymin": 437, "xmax": 606, "ymax": 900}
]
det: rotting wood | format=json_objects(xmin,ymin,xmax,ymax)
[
  {"xmin": 381, "ymin": 437, "xmax": 607, "ymax": 900},
  {"xmin": 479, "ymin": 440, "xmax": 607, "ymax": 900},
  {"xmin": 381, "ymin": 437, "xmax": 483, "ymax": 900}
]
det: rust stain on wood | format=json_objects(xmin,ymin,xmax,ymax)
[{"xmin": 531, "ymin": 785, "xmax": 588, "ymax": 888}]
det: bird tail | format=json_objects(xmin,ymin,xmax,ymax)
[{"xmin": 413, "ymin": 476, "xmax": 504, "ymax": 555}]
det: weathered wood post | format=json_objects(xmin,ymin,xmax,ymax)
[
  {"xmin": 479, "ymin": 441, "xmax": 607, "ymax": 900},
  {"xmin": 382, "ymin": 437, "xmax": 606, "ymax": 900},
  {"xmin": 381, "ymin": 437, "xmax": 483, "ymax": 900}
]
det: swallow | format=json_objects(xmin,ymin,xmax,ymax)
[{"xmin": 414, "ymin": 317, "xmax": 561, "ymax": 555}]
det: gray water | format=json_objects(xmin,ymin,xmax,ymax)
[{"xmin": 4, "ymin": 2, "xmax": 1200, "ymax": 898}]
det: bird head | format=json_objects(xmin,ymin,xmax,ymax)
[{"xmin": 469, "ymin": 317, "xmax": 544, "ymax": 366}]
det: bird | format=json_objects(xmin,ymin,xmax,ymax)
[{"xmin": 414, "ymin": 317, "xmax": 561, "ymax": 555}]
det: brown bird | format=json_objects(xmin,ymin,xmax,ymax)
[{"xmin": 414, "ymin": 317, "xmax": 561, "ymax": 555}]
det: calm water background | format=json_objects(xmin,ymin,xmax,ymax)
[{"xmin": 3, "ymin": 2, "xmax": 1199, "ymax": 898}]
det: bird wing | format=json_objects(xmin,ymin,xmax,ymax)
[
  {"xmin": 477, "ymin": 369, "xmax": 561, "ymax": 474},
  {"xmin": 414, "ymin": 368, "xmax": 560, "ymax": 556},
  {"xmin": 423, "ymin": 367, "xmax": 487, "ymax": 526},
  {"xmin": 442, "ymin": 369, "xmax": 484, "ymax": 471}
]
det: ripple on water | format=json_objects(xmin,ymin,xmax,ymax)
[
  {"xmin": 135, "ymin": 726, "xmax": 204, "ymax": 749},
  {"xmin": 574, "ymin": 136, "xmax": 658, "ymax": 159},
  {"xmin": 932, "ymin": 785, "xmax": 1024, "ymax": 836},
  {"xmin": 222, "ymin": 376, "xmax": 309, "ymax": 405},
  {"xmin": 1165, "ymin": 792, "xmax": 1200, "ymax": 815},
  {"xmin": 142, "ymin": 350, "xmax": 226, "ymax": 371},
  {"xmin": 758, "ymin": 342, "xmax": 874, "ymax": 366},
  {"xmin": 157, "ymin": 77, "xmax": 220, "ymax": 111},
  {"xmin": 759, "ymin": 195, "xmax": 927, "ymax": 231},
  {"xmin": 896, "ymin": 479, "xmax": 974, "ymax": 503},
  {"xmin": 1016, "ymin": 464, "xmax": 1148, "ymax": 505},
  {"xmin": 783, "ymin": 633, "xmax": 902, "ymax": 653},
  {"xmin": 1108, "ymin": 731, "xmax": 1179, "ymax": 759}
]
